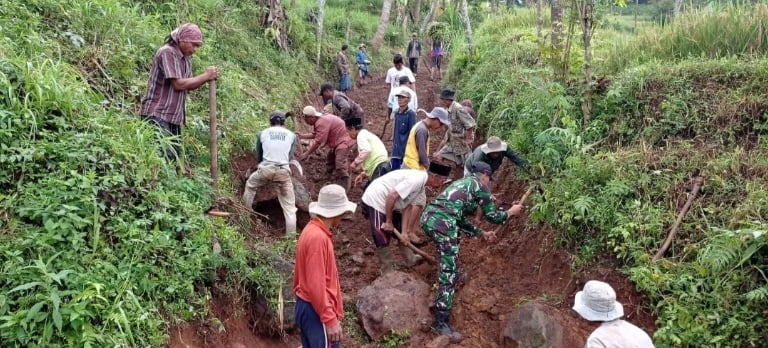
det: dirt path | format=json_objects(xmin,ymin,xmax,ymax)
[{"xmin": 169, "ymin": 70, "xmax": 657, "ymax": 348}]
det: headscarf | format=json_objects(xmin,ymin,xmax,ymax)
[{"xmin": 170, "ymin": 23, "xmax": 203, "ymax": 44}]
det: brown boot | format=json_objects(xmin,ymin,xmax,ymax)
[
  {"xmin": 376, "ymin": 247, "xmax": 396, "ymax": 273},
  {"xmin": 399, "ymin": 244, "xmax": 423, "ymax": 268}
]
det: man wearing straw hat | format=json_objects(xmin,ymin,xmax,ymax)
[
  {"xmin": 464, "ymin": 136, "xmax": 527, "ymax": 177},
  {"xmin": 293, "ymin": 184, "xmax": 357, "ymax": 348},
  {"xmin": 421, "ymin": 162, "xmax": 524, "ymax": 341},
  {"xmin": 573, "ymin": 280, "xmax": 655, "ymax": 347}
]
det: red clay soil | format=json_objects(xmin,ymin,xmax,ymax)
[{"xmin": 168, "ymin": 71, "xmax": 657, "ymax": 348}]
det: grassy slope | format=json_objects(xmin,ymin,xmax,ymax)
[
  {"xmin": 0, "ymin": 0, "xmax": 392, "ymax": 346},
  {"xmin": 447, "ymin": 6, "xmax": 768, "ymax": 347}
]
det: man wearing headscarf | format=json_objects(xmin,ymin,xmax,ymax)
[{"xmin": 140, "ymin": 23, "xmax": 219, "ymax": 161}]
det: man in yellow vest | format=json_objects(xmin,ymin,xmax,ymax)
[
  {"xmin": 400, "ymin": 107, "xmax": 450, "ymax": 243},
  {"xmin": 403, "ymin": 107, "xmax": 450, "ymax": 171}
]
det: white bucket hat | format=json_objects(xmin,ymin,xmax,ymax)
[
  {"xmin": 480, "ymin": 136, "xmax": 508, "ymax": 154},
  {"xmin": 573, "ymin": 280, "xmax": 624, "ymax": 322},
  {"xmin": 309, "ymin": 184, "xmax": 357, "ymax": 218}
]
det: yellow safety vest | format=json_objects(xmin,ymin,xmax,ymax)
[{"xmin": 403, "ymin": 121, "xmax": 429, "ymax": 170}]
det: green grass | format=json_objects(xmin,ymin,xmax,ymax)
[
  {"xmin": 0, "ymin": 0, "xmax": 399, "ymax": 346},
  {"xmin": 448, "ymin": 6, "xmax": 768, "ymax": 347},
  {"xmin": 602, "ymin": 4, "xmax": 768, "ymax": 73}
]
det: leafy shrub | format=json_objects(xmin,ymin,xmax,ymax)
[{"xmin": 450, "ymin": 8, "xmax": 768, "ymax": 346}]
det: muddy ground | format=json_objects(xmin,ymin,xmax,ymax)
[{"xmin": 168, "ymin": 69, "xmax": 657, "ymax": 348}]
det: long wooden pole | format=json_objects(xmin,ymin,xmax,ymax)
[
  {"xmin": 391, "ymin": 227, "xmax": 437, "ymax": 264},
  {"xmin": 208, "ymin": 80, "xmax": 221, "ymax": 254},
  {"xmin": 653, "ymin": 176, "xmax": 704, "ymax": 262},
  {"xmin": 209, "ymin": 80, "xmax": 218, "ymax": 191}
]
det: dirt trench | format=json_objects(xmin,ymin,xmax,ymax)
[{"xmin": 168, "ymin": 71, "xmax": 657, "ymax": 348}]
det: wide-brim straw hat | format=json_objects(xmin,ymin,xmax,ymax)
[
  {"xmin": 572, "ymin": 280, "xmax": 624, "ymax": 322},
  {"xmin": 481, "ymin": 136, "xmax": 508, "ymax": 154},
  {"xmin": 309, "ymin": 184, "xmax": 357, "ymax": 218}
]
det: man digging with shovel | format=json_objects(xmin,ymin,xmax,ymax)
[
  {"xmin": 421, "ymin": 161, "xmax": 525, "ymax": 341},
  {"xmin": 242, "ymin": 111, "xmax": 298, "ymax": 237},
  {"xmin": 360, "ymin": 162, "xmax": 451, "ymax": 272}
]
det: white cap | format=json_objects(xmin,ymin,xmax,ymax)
[{"xmin": 302, "ymin": 105, "xmax": 323, "ymax": 117}]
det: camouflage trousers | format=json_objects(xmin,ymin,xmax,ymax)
[{"xmin": 421, "ymin": 209, "xmax": 461, "ymax": 312}]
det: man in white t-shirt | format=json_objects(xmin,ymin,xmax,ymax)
[
  {"xmin": 361, "ymin": 163, "xmax": 451, "ymax": 271},
  {"xmin": 387, "ymin": 75, "xmax": 418, "ymax": 117},
  {"xmin": 385, "ymin": 53, "xmax": 416, "ymax": 94},
  {"xmin": 573, "ymin": 280, "xmax": 655, "ymax": 348},
  {"xmin": 243, "ymin": 111, "xmax": 298, "ymax": 237}
]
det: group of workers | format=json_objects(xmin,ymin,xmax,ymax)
[{"xmin": 139, "ymin": 23, "xmax": 654, "ymax": 348}]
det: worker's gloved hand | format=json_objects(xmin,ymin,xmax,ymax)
[{"xmin": 380, "ymin": 222, "xmax": 394, "ymax": 232}]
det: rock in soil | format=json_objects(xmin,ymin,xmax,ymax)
[
  {"xmin": 350, "ymin": 251, "xmax": 366, "ymax": 265},
  {"xmin": 356, "ymin": 271, "xmax": 431, "ymax": 341},
  {"xmin": 500, "ymin": 301, "xmax": 587, "ymax": 348}
]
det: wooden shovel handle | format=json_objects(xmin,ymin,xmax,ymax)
[{"xmin": 389, "ymin": 226, "xmax": 437, "ymax": 264}]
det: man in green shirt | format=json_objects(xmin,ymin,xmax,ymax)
[
  {"xmin": 347, "ymin": 118, "xmax": 390, "ymax": 190},
  {"xmin": 421, "ymin": 162, "xmax": 524, "ymax": 341}
]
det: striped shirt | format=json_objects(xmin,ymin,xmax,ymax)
[{"xmin": 139, "ymin": 44, "xmax": 191, "ymax": 126}]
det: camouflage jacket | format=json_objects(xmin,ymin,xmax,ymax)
[
  {"xmin": 445, "ymin": 101, "xmax": 476, "ymax": 155},
  {"xmin": 422, "ymin": 175, "xmax": 507, "ymax": 241}
]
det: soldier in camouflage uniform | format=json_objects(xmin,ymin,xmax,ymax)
[
  {"xmin": 434, "ymin": 88, "xmax": 476, "ymax": 169},
  {"xmin": 420, "ymin": 161, "xmax": 524, "ymax": 341}
]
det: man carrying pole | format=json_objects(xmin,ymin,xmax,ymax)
[
  {"xmin": 242, "ymin": 111, "xmax": 298, "ymax": 237},
  {"xmin": 420, "ymin": 161, "xmax": 524, "ymax": 341}
]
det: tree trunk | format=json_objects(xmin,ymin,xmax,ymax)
[
  {"xmin": 674, "ymin": 0, "xmax": 683, "ymax": 16},
  {"xmin": 458, "ymin": 0, "xmax": 475, "ymax": 56},
  {"xmin": 550, "ymin": 0, "xmax": 564, "ymax": 81},
  {"xmin": 397, "ymin": 0, "xmax": 408, "ymax": 32},
  {"xmin": 420, "ymin": 0, "xmax": 439, "ymax": 37},
  {"xmin": 259, "ymin": 0, "xmax": 289, "ymax": 50},
  {"xmin": 536, "ymin": 0, "xmax": 543, "ymax": 39},
  {"xmin": 316, "ymin": 0, "xmax": 326, "ymax": 66},
  {"xmin": 414, "ymin": 0, "xmax": 422, "ymax": 23},
  {"xmin": 576, "ymin": 0, "xmax": 594, "ymax": 125},
  {"xmin": 561, "ymin": 0, "xmax": 577, "ymax": 81},
  {"xmin": 345, "ymin": 17, "xmax": 351, "ymax": 42},
  {"xmin": 372, "ymin": 0, "xmax": 394, "ymax": 50},
  {"xmin": 492, "ymin": 0, "xmax": 499, "ymax": 14}
]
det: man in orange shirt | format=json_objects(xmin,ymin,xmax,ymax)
[{"xmin": 293, "ymin": 184, "xmax": 357, "ymax": 348}]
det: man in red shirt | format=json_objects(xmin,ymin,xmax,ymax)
[
  {"xmin": 294, "ymin": 184, "xmax": 357, "ymax": 348},
  {"xmin": 296, "ymin": 106, "xmax": 355, "ymax": 190}
]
